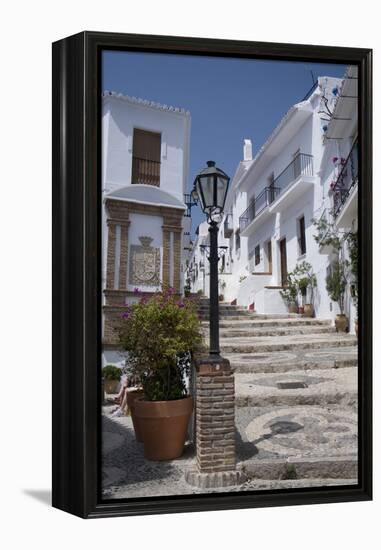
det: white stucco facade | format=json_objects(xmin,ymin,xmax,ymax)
[
  {"xmin": 102, "ymin": 92, "xmax": 192, "ymax": 367},
  {"xmin": 186, "ymin": 71, "xmax": 358, "ymax": 332}
]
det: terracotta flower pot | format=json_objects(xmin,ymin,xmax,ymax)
[
  {"xmin": 288, "ymin": 303, "xmax": 298, "ymax": 314},
  {"xmin": 126, "ymin": 389, "xmax": 145, "ymax": 442},
  {"xmin": 335, "ymin": 314, "xmax": 348, "ymax": 333},
  {"xmin": 135, "ymin": 396, "xmax": 193, "ymax": 461},
  {"xmin": 303, "ymin": 304, "xmax": 314, "ymax": 317},
  {"xmin": 298, "ymin": 306, "xmax": 305, "ymax": 315},
  {"xmin": 104, "ymin": 379, "xmax": 120, "ymax": 395}
]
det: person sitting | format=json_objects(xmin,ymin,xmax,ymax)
[{"xmin": 111, "ymin": 375, "xmax": 140, "ymax": 417}]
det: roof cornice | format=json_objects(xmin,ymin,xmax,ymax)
[{"xmin": 102, "ymin": 90, "xmax": 191, "ymax": 117}]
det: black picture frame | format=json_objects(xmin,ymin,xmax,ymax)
[{"xmin": 52, "ymin": 31, "xmax": 372, "ymax": 519}]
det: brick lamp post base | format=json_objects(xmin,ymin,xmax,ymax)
[{"xmin": 185, "ymin": 355, "xmax": 247, "ymax": 489}]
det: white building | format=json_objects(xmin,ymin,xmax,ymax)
[
  {"xmin": 187, "ymin": 72, "xmax": 358, "ymax": 331},
  {"xmin": 319, "ymin": 66, "xmax": 358, "ymax": 331},
  {"xmin": 101, "ymin": 91, "xmax": 192, "ymax": 366}
]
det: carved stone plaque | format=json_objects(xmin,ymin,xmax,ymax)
[{"xmin": 129, "ymin": 236, "xmax": 160, "ymax": 287}]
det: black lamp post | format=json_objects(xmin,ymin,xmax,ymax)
[{"xmin": 191, "ymin": 161, "xmax": 230, "ymax": 357}]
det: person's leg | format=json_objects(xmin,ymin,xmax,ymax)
[
  {"xmin": 114, "ymin": 380, "xmax": 127, "ymax": 403},
  {"xmin": 119, "ymin": 387, "xmax": 129, "ymax": 413},
  {"xmin": 111, "ymin": 386, "xmax": 129, "ymax": 417}
]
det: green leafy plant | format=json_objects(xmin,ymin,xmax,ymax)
[
  {"xmin": 118, "ymin": 289, "xmax": 202, "ymax": 401},
  {"xmin": 346, "ymin": 231, "xmax": 358, "ymax": 316},
  {"xmin": 294, "ymin": 261, "xmax": 317, "ymax": 304},
  {"xmin": 102, "ymin": 365, "xmax": 122, "ymax": 381},
  {"xmin": 312, "ymin": 212, "xmax": 341, "ymax": 251},
  {"xmin": 184, "ymin": 277, "xmax": 191, "ymax": 297},
  {"xmin": 280, "ymin": 273, "xmax": 298, "ymax": 306},
  {"xmin": 326, "ymin": 260, "xmax": 349, "ymax": 314}
]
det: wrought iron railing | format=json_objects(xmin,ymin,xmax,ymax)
[
  {"xmin": 224, "ymin": 213, "xmax": 234, "ymax": 238},
  {"xmin": 183, "ymin": 193, "xmax": 198, "ymax": 217},
  {"xmin": 239, "ymin": 186, "xmax": 280, "ymax": 232},
  {"xmin": 332, "ymin": 140, "xmax": 358, "ymax": 217},
  {"xmin": 273, "ymin": 153, "xmax": 313, "ymax": 194},
  {"xmin": 131, "ymin": 156, "xmax": 161, "ymax": 186}
]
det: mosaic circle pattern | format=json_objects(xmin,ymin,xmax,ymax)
[{"xmin": 245, "ymin": 406, "xmax": 357, "ymax": 458}]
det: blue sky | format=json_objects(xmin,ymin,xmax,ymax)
[{"xmin": 102, "ymin": 50, "xmax": 347, "ymax": 234}]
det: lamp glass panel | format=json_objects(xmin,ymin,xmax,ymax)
[
  {"xmin": 216, "ymin": 176, "xmax": 228, "ymax": 209},
  {"xmin": 200, "ymin": 175, "xmax": 215, "ymax": 209}
]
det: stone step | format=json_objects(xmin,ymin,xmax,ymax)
[
  {"xmin": 210, "ymin": 318, "xmax": 332, "ymax": 329},
  {"xmin": 235, "ymin": 477, "xmax": 358, "ymax": 490},
  {"xmin": 211, "ymin": 325, "xmax": 336, "ymax": 338},
  {"xmin": 198, "ymin": 304, "xmax": 247, "ymax": 310},
  {"xmin": 235, "ymin": 367, "xmax": 357, "ymax": 407},
  {"xmin": 240, "ymin": 457, "xmax": 358, "ymax": 481},
  {"xmin": 226, "ymin": 346, "xmax": 358, "ymax": 373},
  {"xmin": 220, "ymin": 333, "xmax": 357, "ymax": 354},
  {"xmin": 199, "ymin": 313, "xmax": 302, "ymax": 321},
  {"xmin": 198, "ymin": 311, "xmax": 254, "ymax": 318}
]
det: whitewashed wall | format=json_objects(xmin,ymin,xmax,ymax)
[
  {"xmin": 102, "ymin": 96, "xmax": 190, "ymax": 202},
  {"xmin": 217, "ymin": 76, "xmax": 356, "ymax": 321}
]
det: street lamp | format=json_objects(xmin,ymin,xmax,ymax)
[{"xmin": 192, "ymin": 161, "xmax": 230, "ymax": 356}]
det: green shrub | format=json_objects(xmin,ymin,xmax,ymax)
[
  {"xmin": 118, "ymin": 289, "xmax": 203, "ymax": 401},
  {"xmin": 326, "ymin": 260, "xmax": 349, "ymax": 314},
  {"xmin": 102, "ymin": 365, "xmax": 121, "ymax": 381},
  {"xmin": 280, "ymin": 274, "xmax": 298, "ymax": 305}
]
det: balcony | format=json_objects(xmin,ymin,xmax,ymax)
[
  {"xmin": 224, "ymin": 213, "xmax": 234, "ymax": 238},
  {"xmin": 332, "ymin": 140, "xmax": 358, "ymax": 227},
  {"xmin": 239, "ymin": 186, "xmax": 280, "ymax": 235},
  {"xmin": 268, "ymin": 153, "xmax": 315, "ymax": 212},
  {"xmin": 131, "ymin": 156, "xmax": 161, "ymax": 187}
]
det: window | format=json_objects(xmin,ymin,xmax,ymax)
[
  {"xmin": 221, "ymin": 254, "xmax": 226, "ymax": 272},
  {"xmin": 235, "ymin": 230, "xmax": 241, "ymax": 252},
  {"xmin": 255, "ymin": 245, "xmax": 260, "ymax": 266},
  {"xmin": 298, "ymin": 215, "xmax": 306, "ymax": 255},
  {"xmin": 132, "ymin": 128, "xmax": 161, "ymax": 186}
]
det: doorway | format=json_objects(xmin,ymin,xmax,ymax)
[
  {"xmin": 279, "ymin": 238, "xmax": 287, "ymax": 286},
  {"xmin": 265, "ymin": 240, "xmax": 273, "ymax": 273}
]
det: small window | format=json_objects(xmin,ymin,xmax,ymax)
[
  {"xmin": 235, "ymin": 230, "xmax": 241, "ymax": 251},
  {"xmin": 132, "ymin": 128, "xmax": 161, "ymax": 186},
  {"xmin": 255, "ymin": 245, "xmax": 260, "ymax": 266},
  {"xmin": 298, "ymin": 215, "xmax": 306, "ymax": 255}
]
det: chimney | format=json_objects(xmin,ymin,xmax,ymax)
[{"xmin": 243, "ymin": 139, "xmax": 253, "ymax": 161}]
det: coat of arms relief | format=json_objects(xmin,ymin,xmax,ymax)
[{"xmin": 129, "ymin": 236, "xmax": 161, "ymax": 286}]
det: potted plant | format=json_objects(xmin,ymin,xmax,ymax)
[
  {"xmin": 219, "ymin": 279, "xmax": 226, "ymax": 302},
  {"xmin": 126, "ymin": 385, "xmax": 145, "ymax": 442},
  {"xmin": 102, "ymin": 365, "xmax": 121, "ymax": 395},
  {"xmin": 118, "ymin": 289, "xmax": 202, "ymax": 460},
  {"xmin": 280, "ymin": 274, "xmax": 298, "ymax": 313},
  {"xmin": 294, "ymin": 262, "xmax": 317, "ymax": 317},
  {"xmin": 326, "ymin": 260, "xmax": 349, "ymax": 332},
  {"xmin": 347, "ymin": 231, "xmax": 358, "ymax": 336}
]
